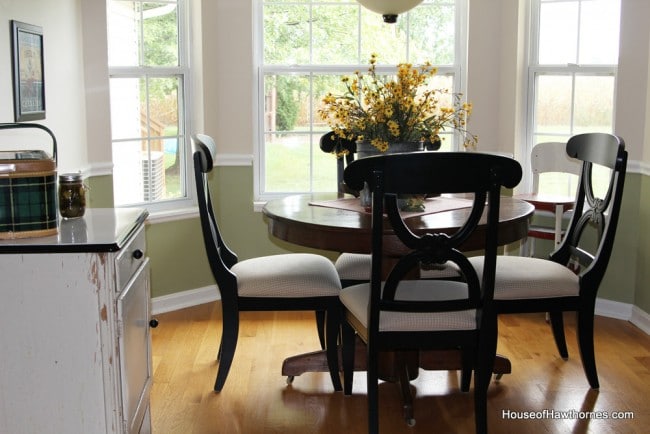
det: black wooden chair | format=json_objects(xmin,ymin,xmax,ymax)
[
  {"xmin": 192, "ymin": 134, "xmax": 343, "ymax": 392},
  {"xmin": 469, "ymin": 133, "xmax": 628, "ymax": 389},
  {"xmin": 339, "ymin": 151, "xmax": 523, "ymax": 433}
]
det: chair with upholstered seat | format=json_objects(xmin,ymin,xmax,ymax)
[
  {"xmin": 339, "ymin": 151, "xmax": 523, "ymax": 433},
  {"xmin": 516, "ymin": 141, "xmax": 582, "ymax": 256},
  {"xmin": 192, "ymin": 134, "xmax": 343, "ymax": 392},
  {"xmin": 469, "ymin": 133, "xmax": 627, "ymax": 389}
]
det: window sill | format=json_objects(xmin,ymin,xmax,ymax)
[{"xmin": 146, "ymin": 206, "xmax": 199, "ymax": 224}]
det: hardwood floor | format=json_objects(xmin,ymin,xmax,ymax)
[{"xmin": 151, "ymin": 302, "xmax": 650, "ymax": 433}]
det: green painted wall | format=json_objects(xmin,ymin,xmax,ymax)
[
  {"xmin": 88, "ymin": 167, "xmax": 649, "ymax": 312},
  {"xmin": 597, "ymin": 173, "xmax": 640, "ymax": 304},
  {"xmin": 637, "ymin": 175, "xmax": 650, "ymax": 313},
  {"xmin": 85, "ymin": 175, "xmax": 114, "ymax": 208},
  {"xmin": 145, "ymin": 217, "xmax": 213, "ymax": 298}
]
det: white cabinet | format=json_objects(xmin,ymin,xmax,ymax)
[{"xmin": 0, "ymin": 208, "xmax": 152, "ymax": 434}]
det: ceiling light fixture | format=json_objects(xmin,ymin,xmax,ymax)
[{"xmin": 357, "ymin": 0, "xmax": 424, "ymax": 23}]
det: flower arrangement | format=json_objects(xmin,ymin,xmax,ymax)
[{"xmin": 318, "ymin": 54, "xmax": 477, "ymax": 155}]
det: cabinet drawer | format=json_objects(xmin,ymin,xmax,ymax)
[{"xmin": 115, "ymin": 226, "xmax": 147, "ymax": 291}]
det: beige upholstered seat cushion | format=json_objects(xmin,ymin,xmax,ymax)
[
  {"xmin": 232, "ymin": 253, "xmax": 342, "ymax": 297},
  {"xmin": 335, "ymin": 252, "xmax": 461, "ymax": 280},
  {"xmin": 468, "ymin": 256, "xmax": 579, "ymax": 300},
  {"xmin": 339, "ymin": 280, "xmax": 476, "ymax": 332}
]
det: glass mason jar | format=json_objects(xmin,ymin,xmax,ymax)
[{"xmin": 58, "ymin": 173, "xmax": 86, "ymax": 219}]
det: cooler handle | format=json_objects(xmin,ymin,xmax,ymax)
[{"xmin": 0, "ymin": 122, "xmax": 58, "ymax": 164}]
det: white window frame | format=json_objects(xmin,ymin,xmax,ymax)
[
  {"xmin": 108, "ymin": 0, "xmax": 195, "ymax": 216},
  {"xmin": 254, "ymin": 0, "xmax": 469, "ymax": 202},
  {"xmin": 524, "ymin": 0, "xmax": 619, "ymax": 192}
]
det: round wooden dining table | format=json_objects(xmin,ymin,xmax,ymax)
[
  {"xmin": 263, "ymin": 192, "xmax": 534, "ymax": 257},
  {"xmin": 262, "ymin": 192, "xmax": 534, "ymax": 385}
]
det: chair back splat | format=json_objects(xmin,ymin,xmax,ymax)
[
  {"xmin": 555, "ymin": 133, "xmax": 627, "ymax": 291},
  {"xmin": 340, "ymin": 151, "xmax": 522, "ymax": 434}
]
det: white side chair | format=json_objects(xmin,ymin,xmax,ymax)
[{"xmin": 515, "ymin": 141, "xmax": 582, "ymax": 256}]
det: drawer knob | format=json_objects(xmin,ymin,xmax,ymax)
[
  {"xmin": 132, "ymin": 249, "xmax": 144, "ymax": 260},
  {"xmin": 149, "ymin": 319, "xmax": 159, "ymax": 328}
]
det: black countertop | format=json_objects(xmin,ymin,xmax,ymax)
[{"xmin": 0, "ymin": 208, "xmax": 148, "ymax": 253}]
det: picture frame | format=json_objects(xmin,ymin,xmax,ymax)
[{"xmin": 11, "ymin": 20, "xmax": 45, "ymax": 122}]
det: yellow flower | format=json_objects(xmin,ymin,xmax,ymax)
[{"xmin": 318, "ymin": 55, "xmax": 477, "ymax": 153}]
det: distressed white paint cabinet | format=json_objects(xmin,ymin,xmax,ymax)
[{"xmin": 0, "ymin": 208, "xmax": 152, "ymax": 434}]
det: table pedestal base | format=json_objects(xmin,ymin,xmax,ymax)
[{"xmin": 281, "ymin": 339, "xmax": 512, "ymax": 379}]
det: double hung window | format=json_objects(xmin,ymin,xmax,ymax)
[
  {"xmin": 258, "ymin": 0, "xmax": 467, "ymax": 199},
  {"xmin": 527, "ymin": 0, "xmax": 620, "ymax": 195},
  {"xmin": 107, "ymin": 0, "xmax": 190, "ymax": 209}
]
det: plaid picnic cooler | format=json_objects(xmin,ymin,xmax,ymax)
[{"xmin": 0, "ymin": 123, "xmax": 58, "ymax": 239}]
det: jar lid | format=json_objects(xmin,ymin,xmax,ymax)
[{"xmin": 59, "ymin": 173, "xmax": 83, "ymax": 182}]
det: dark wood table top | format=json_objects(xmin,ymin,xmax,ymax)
[{"xmin": 263, "ymin": 193, "xmax": 534, "ymax": 254}]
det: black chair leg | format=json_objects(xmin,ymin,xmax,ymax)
[
  {"xmin": 397, "ymin": 352, "xmax": 415, "ymax": 427},
  {"xmin": 214, "ymin": 309, "xmax": 239, "ymax": 392},
  {"xmin": 367, "ymin": 346, "xmax": 380, "ymax": 434},
  {"xmin": 576, "ymin": 309, "xmax": 600, "ymax": 389},
  {"xmin": 325, "ymin": 306, "xmax": 342, "ymax": 391},
  {"xmin": 460, "ymin": 347, "xmax": 473, "ymax": 393},
  {"xmin": 475, "ymin": 313, "xmax": 497, "ymax": 434},
  {"xmin": 341, "ymin": 321, "xmax": 356, "ymax": 395},
  {"xmin": 316, "ymin": 310, "xmax": 326, "ymax": 349},
  {"xmin": 549, "ymin": 311, "xmax": 569, "ymax": 359}
]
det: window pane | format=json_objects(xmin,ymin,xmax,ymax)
[
  {"xmin": 360, "ymin": 9, "xmax": 407, "ymax": 64},
  {"xmin": 538, "ymin": 172, "xmax": 579, "ymax": 196},
  {"xmin": 108, "ymin": 1, "xmax": 141, "ymax": 67},
  {"xmin": 110, "ymin": 76, "xmax": 183, "ymax": 205},
  {"xmin": 113, "ymin": 140, "xmax": 145, "ymax": 205},
  {"xmin": 265, "ymin": 133, "xmax": 311, "ymax": 192},
  {"xmin": 579, "ymin": 0, "xmax": 620, "ymax": 64},
  {"xmin": 312, "ymin": 4, "xmax": 359, "ymax": 64},
  {"xmin": 110, "ymin": 77, "xmax": 142, "ymax": 140},
  {"xmin": 264, "ymin": 74, "xmax": 310, "ymax": 133},
  {"xmin": 573, "ymin": 75, "xmax": 614, "ymax": 133},
  {"xmin": 142, "ymin": 2, "xmax": 179, "ymax": 67},
  {"xmin": 409, "ymin": 2, "xmax": 455, "ymax": 65},
  {"xmin": 538, "ymin": 2, "xmax": 578, "ymax": 64},
  {"xmin": 263, "ymin": 4, "xmax": 310, "ymax": 65},
  {"xmin": 146, "ymin": 76, "xmax": 180, "ymax": 137},
  {"xmin": 535, "ymin": 75, "xmax": 572, "ymax": 134},
  {"xmin": 312, "ymin": 132, "xmax": 338, "ymax": 192}
]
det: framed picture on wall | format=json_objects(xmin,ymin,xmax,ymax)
[{"xmin": 11, "ymin": 20, "xmax": 45, "ymax": 122}]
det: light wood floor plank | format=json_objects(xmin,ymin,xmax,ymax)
[{"xmin": 151, "ymin": 302, "xmax": 650, "ymax": 433}]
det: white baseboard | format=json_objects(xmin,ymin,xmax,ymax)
[
  {"xmin": 152, "ymin": 285, "xmax": 220, "ymax": 315},
  {"xmin": 151, "ymin": 289, "xmax": 650, "ymax": 336},
  {"xmin": 595, "ymin": 297, "xmax": 634, "ymax": 320},
  {"xmin": 630, "ymin": 305, "xmax": 650, "ymax": 335}
]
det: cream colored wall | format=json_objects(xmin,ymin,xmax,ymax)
[
  {"xmin": 200, "ymin": 0, "xmax": 255, "ymax": 156},
  {"xmin": 0, "ymin": 0, "xmax": 88, "ymax": 174},
  {"xmin": 616, "ymin": 0, "xmax": 650, "ymax": 163}
]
